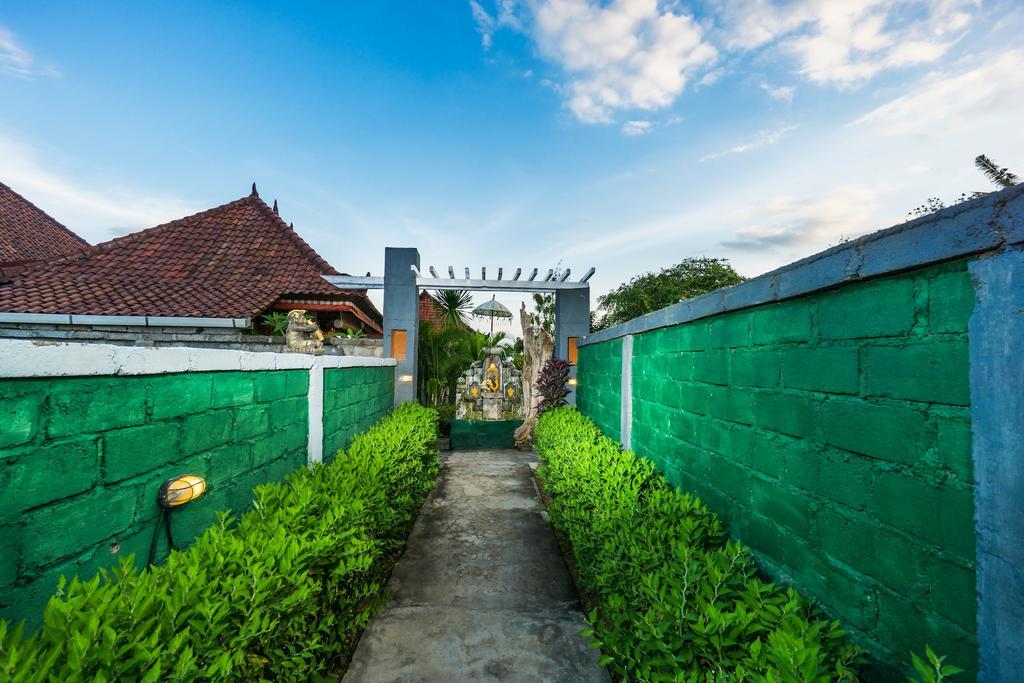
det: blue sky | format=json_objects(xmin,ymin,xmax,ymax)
[{"xmin": 2, "ymin": 1, "xmax": 1023, "ymax": 332}]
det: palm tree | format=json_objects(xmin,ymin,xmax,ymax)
[
  {"xmin": 417, "ymin": 321, "xmax": 472, "ymax": 405},
  {"xmin": 975, "ymin": 154, "xmax": 1020, "ymax": 188},
  {"xmin": 467, "ymin": 331, "xmax": 510, "ymax": 361},
  {"xmin": 434, "ymin": 290, "xmax": 474, "ymax": 329}
]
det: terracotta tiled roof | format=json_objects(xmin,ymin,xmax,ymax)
[
  {"xmin": 419, "ymin": 291, "xmax": 446, "ymax": 330},
  {"xmin": 0, "ymin": 181, "xmax": 88, "ymax": 269},
  {"xmin": 0, "ymin": 189, "xmax": 378, "ymax": 323}
]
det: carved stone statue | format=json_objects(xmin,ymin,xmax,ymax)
[
  {"xmin": 455, "ymin": 348, "xmax": 523, "ymax": 420},
  {"xmin": 285, "ymin": 309, "xmax": 324, "ymax": 354},
  {"xmin": 514, "ymin": 303, "xmax": 554, "ymax": 448}
]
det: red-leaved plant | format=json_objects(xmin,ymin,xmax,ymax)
[{"xmin": 537, "ymin": 357, "xmax": 571, "ymax": 415}]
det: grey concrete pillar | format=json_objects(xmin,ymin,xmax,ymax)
[
  {"xmin": 555, "ymin": 287, "xmax": 589, "ymax": 406},
  {"xmin": 383, "ymin": 247, "xmax": 420, "ymax": 406}
]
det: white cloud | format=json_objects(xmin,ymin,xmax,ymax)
[
  {"xmin": 721, "ymin": 185, "xmax": 879, "ymax": 251},
  {"xmin": 760, "ymin": 82, "xmax": 795, "ymax": 102},
  {"xmin": 621, "ymin": 120, "xmax": 653, "ymax": 136},
  {"xmin": 525, "ymin": 0, "xmax": 717, "ymax": 123},
  {"xmin": 469, "ymin": 1, "xmax": 497, "ymax": 49},
  {"xmin": 469, "ymin": 0, "xmax": 522, "ymax": 49},
  {"xmin": 852, "ymin": 48, "xmax": 1024, "ymax": 136},
  {"xmin": 716, "ymin": 0, "xmax": 979, "ymax": 87},
  {"xmin": 700, "ymin": 124, "xmax": 797, "ymax": 162},
  {"xmin": 0, "ymin": 26, "xmax": 59, "ymax": 79},
  {"xmin": 0, "ymin": 131, "xmax": 196, "ymax": 242}
]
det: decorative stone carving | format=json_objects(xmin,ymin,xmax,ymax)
[
  {"xmin": 455, "ymin": 347, "xmax": 523, "ymax": 420},
  {"xmin": 285, "ymin": 309, "xmax": 324, "ymax": 354},
  {"xmin": 514, "ymin": 304, "xmax": 554, "ymax": 448}
]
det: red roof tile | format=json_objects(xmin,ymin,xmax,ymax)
[
  {"xmin": 0, "ymin": 190, "xmax": 379, "ymax": 324},
  {"xmin": 0, "ymin": 181, "xmax": 88, "ymax": 267}
]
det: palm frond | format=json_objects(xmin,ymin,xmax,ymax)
[{"xmin": 975, "ymin": 154, "xmax": 1020, "ymax": 188}]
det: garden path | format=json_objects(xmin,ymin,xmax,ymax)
[{"xmin": 343, "ymin": 448, "xmax": 609, "ymax": 683}]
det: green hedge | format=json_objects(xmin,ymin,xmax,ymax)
[
  {"xmin": 535, "ymin": 407, "xmax": 862, "ymax": 681},
  {"xmin": 0, "ymin": 403, "xmax": 439, "ymax": 682}
]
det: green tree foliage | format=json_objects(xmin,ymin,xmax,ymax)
[
  {"xmin": 533, "ymin": 292, "xmax": 555, "ymax": 335},
  {"xmin": 417, "ymin": 322, "xmax": 511, "ymax": 405},
  {"xmin": 0, "ymin": 404, "xmax": 439, "ymax": 682},
  {"xmin": 434, "ymin": 289, "xmax": 474, "ymax": 329},
  {"xmin": 595, "ymin": 257, "xmax": 745, "ymax": 330}
]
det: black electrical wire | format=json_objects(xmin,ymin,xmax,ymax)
[{"xmin": 147, "ymin": 508, "xmax": 177, "ymax": 566}]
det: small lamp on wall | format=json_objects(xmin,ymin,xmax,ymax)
[
  {"xmin": 158, "ymin": 475, "xmax": 207, "ymax": 508},
  {"xmin": 149, "ymin": 474, "xmax": 207, "ymax": 566}
]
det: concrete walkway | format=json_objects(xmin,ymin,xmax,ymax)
[{"xmin": 343, "ymin": 449, "xmax": 609, "ymax": 683}]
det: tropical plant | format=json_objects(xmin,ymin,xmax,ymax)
[
  {"xmin": 908, "ymin": 154, "xmax": 1019, "ymax": 218},
  {"xmin": 468, "ymin": 330, "xmax": 510, "ymax": 361},
  {"xmin": 974, "ymin": 154, "xmax": 1019, "ymax": 188},
  {"xmin": 434, "ymin": 289, "xmax": 474, "ymax": 329},
  {"xmin": 510, "ymin": 336, "xmax": 524, "ymax": 370},
  {"xmin": 0, "ymin": 404, "xmax": 439, "ymax": 682},
  {"xmin": 536, "ymin": 357, "xmax": 570, "ymax": 414},
  {"xmin": 260, "ymin": 311, "xmax": 289, "ymax": 336},
  {"xmin": 417, "ymin": 321, "xmax": 474, "ymax": 406},
  {"xmin": 534, "ymin": 408, "xmax": 863, "ymax": 681},
  {"xmin": 596, "ymin": 257, "xmax": 745, "ymax": 329},
  {"xmin": 341, "ymin": 327, "xmax": 366, "ymax": 339},
  {"xmin": 532, "ymin": 292, "xmax": 556, "ymax": 335}
]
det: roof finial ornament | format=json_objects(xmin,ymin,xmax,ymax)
[
  {"xmin": 250, "ymin": 182, "xmax": 259, "ymax": 197},
  {"xmin": 273, "ymin": 199, "xmax": 279, "ymax": 215}
]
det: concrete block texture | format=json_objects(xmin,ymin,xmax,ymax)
[
  {"xmin": 0, "ymin": 364, "xmax": 393, "ymax": 627},
  {"xmin": 343, "ymin": 449, "xmax": 609, "ymax": 683},
  {"xmin": 579, "ymin": 258, "xmax": 980, "ymax": 679}
]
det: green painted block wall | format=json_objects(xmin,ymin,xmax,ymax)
[
  {"xmin": 576, "ymin": 337, "xmax": 622, "ymax": 441},
  {"xmin": 0, "ymin": 369, "xmax": 312, "ymax": 626},
  {"xmin": 578, "ymin": 259, "xmax": 977, "ymax": 679},
  {"xmin": 322, "ymin": 366, "xmax": 394, "ymax": 462}
]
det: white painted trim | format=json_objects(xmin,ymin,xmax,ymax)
[
  {"xmin": 307, "ymin": 359, "xmax": 324, "ymax": 466},
  {"xmin": 0, "ymin": 312, "xmax": 250, "ymax": 328},
  {"xmin": 0, "ymin": 340, "xmax": 397, "ymax": 378},
  {"xmin": 621, "ymin": 334, "xmax": 633, "ymax": 451}
]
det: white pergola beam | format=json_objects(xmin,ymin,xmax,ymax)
[{"xmin": 324, "ymin": 265, "xmax": 595, "ymax": 293}]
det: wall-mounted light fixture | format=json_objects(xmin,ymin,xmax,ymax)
[
  {"xmin": 158, "ymin": 474, "xmax": 207, "ymax": 508},
  {"xmin": 399, "ymin": 374, "xmax": 414, "ymax": 383},
  {"xmin": 150, "ymin": 474, "xmax": 207, "ymax": 566},
  {"xmin": 567, "ymin": 377, "xmax": 578, "ymax": 387}
]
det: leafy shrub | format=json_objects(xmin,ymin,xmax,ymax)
[
  {"xmin": 536, "ymin": 357, "xmax": 570, "ymax": 415},
  {"xmin": 0, "ymin": 403, "xmax": 439, "ymax": 682},
  {"xmin": 534, "ymin": 407, "xmax": 862, "ymax": 681},
  {"xmin": 430, "ymin": 403, "xmax": 456, "ymax": 437},
  {"xmin": 910, "ymin": 646, "xmax": 963, "ymax": 682}
]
